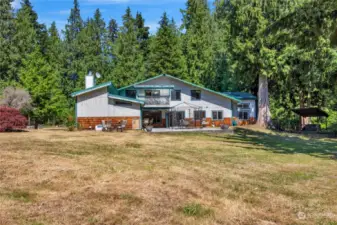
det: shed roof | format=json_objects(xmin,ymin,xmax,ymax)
[
  {"xmin": 108, "ymin": 94, "xmax": 145, "ymax": 105},
  {"xmin": 292, "ymin": 108, "xmax": 329, "ymax": 117},
  {"xmin": 223, "ymin": 92, "xmax": 257, "ymax": 100}
]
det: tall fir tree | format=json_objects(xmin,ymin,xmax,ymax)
[
  {"xmin": 148, "ymin": 13, "xmax": 186, "ymax": 78},
  {"xmin": 108, "ymin": 19, "xmax": 118, "ymax": 43},
  {"xmin": 0, "ymin": 0, "xmax": 18, "ymax": 82},
  {"xmin": 65, "ymin": 0, "xmax": 83, "ymax": 43},
  {"xmin": 14, "ymin": 0, "xmax": 43, "ymax": 81},
  {"xmin": 181, "ymin": 0, "xmax": 215, "ymax": 87},
  {"xmin": 63, "ymin": 0, "xmax": 85, "ymax": 91},
  {"xmin": 20, "ymin": 47, "xmax": 68, "ymax": 126},
  {"xmin": 112, "ymin": 7, "xmax": 145, "ymax": 87},
  {"xmin": 135, "ymin": 12, "xmax": 150, "ymax": 61}
]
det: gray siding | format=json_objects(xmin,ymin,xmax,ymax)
[
  {"xmin": 77, "ymin": 88, "xmax": 109, "ymax": 117},
  {"xmin": 77, "ymin": 87, "xmax": 141, "ymax": 118}
]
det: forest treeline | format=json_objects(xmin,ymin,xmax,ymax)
[{"xmin": 0, "ymin": 0, "xmax": 337, "ymax": 127}]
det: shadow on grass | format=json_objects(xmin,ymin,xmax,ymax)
[{"xmin": 209, "ymin": 128, "xmax": 337, "ymax": 159}]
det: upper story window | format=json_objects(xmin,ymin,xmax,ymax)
[
  {"xmin": 238, "ymin": 103, "xmax": 250, "ymax": 109},
  {"xmin": 171, "ymin": 90, "xmax": 181, "ymax": 101},
  {"xmin": 212, "ymin": 111, "xmax": 223, "ymax": 120},
  {"xmin": 145, "ymin": 90, "xmax": 160, "ymax": 97},
  {"xmin": 115, "ymin": 100, "xmax": 132, "ymax": 106},
  {"xmin": 126, "ymin": 90, "xmax": 137, "ymax": 99},
  {"xmin": 191, "ymin": 90, "xmax": 201, "ymax": 101}
]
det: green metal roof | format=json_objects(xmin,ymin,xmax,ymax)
[
  {"xmin": 133, "ymin": 85, "xmax": 175, "ymax": 89},
  {"xmin": 118, "ymin": 74, "xmax": 241, "ymax": 102},
  {"xmin": 223, "ymin": 92, "xmax": 257, "ymax": 100},
  {"xmin": 71, "ymin": 82, "xmax": 112, "ymax": 97},
  {"xmin": 108, "ymin": 94, "xmax": 145, "ymax": 105}
]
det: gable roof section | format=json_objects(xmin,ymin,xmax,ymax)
[
  {"xmin": 118, "ymin": 74, "xmax": 241, "ymax": 102},
  {"xmin": 223, "ymin": 92, "xmax": 257, "ymax": 100},
  {"xmin": 108, "ymin": 94, "xmax": 145, "ymax": 105},
  {"xmin": 71, "ymin": 81, "xmax": 113, "ymax": 97}
]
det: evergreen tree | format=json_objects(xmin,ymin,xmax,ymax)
[
  {"xmin": 112, "ymin": 7, "xmax": 145, "ymax": 87},
  {"xmin": 14, "ymin": 0, "xmax": 43, "ymax": 81},
  {"xmin": 0, "ymin": 0, "xmax": 18, "ymax": 82},
  {"xmin": 20, "ymin": 47, "xmax": 68, "ymax": 126},
  {"xmin": 65, "ymin": 0, "xmax": 83, "ymax": 43},
  {"xmin": 182, "ymin": 0, "xmax": 215, "ymax": 87},
  {"xmin": 135, "ymin": 12, "xmax": 150, "ymax": 60},
  {"xmin": 108, "ymin": 19, "xmax": 118, "ymax": 43},
  {"xmin": 148, "ymin": 13, "xmax": 186, "ymax": 78}
]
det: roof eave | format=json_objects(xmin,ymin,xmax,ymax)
[{"xmin": 71, "ymin": 82, "xmax": 112, "ymax": 97}]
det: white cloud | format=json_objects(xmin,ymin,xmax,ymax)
[{"xmin": 11, "ymin": 0, "xmax": 20, "ymax": 10}]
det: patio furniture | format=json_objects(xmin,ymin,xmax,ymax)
[
  {"xmin": 201, "ymin": 118, "xmax": 209, "ymax": 128},
  {"xmin": 101, "ymin": 120, "xmax": 107, "ymax": 131},
  {"xmin": 106, "ymin": 120, "xmax": 113, "ymax": 132},
  {"xmin": 149, "ymin": 118, "xmax": 154, "ymax": 125},
  {"xmin": 143, "ymin": 118, "xmax": 150, "ymax": 129},
  {"xmin": 117, "ymin": 120, "xmax": 127, "ymax": 132},
  {"xmin": 180, "ymin": 119, "xmax": 189, "ymax": 128}
]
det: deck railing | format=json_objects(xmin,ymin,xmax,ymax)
[{"xmin": 144, "ymin": 96, "xmax": 170, "ymax": 106}]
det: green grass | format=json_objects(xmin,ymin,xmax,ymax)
[{"xmin": 180, "ymin": 203, "xmax": 214, "ymax": 217}]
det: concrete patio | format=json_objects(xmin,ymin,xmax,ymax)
[{"xmin": 151, "ymin": 127, "xmax": 234, "ymax": 133}]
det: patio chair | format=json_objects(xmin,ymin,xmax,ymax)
[
  {"xmin": 149, "ymin": 118, "xmax": 154, "ymax": 125},
  {"xmin": 180, "ymin": 119, "xmax": 189, "ymax": 128},
  {"xmin": 201, "ymin": 118, "xmax": 209, "ymax": 128},
  {"xmin": 143, "ymin": 118, "xmax": 150, "ymax": 129},
  {"xmin": 101, "ymin": 120, "xmax": 107, "ymax": 131},
  {"xmin": 117, "ymin": 120, "xmax": 127, "ymax": 132},
  {"xmin": 106, "ymin": 120, "xmax": 113, "ymax": 132}
]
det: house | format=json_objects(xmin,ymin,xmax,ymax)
[
  {"xmin": 71, "ymin": 74, "xmax": 257, "ymax": 129},
  {"xmin": 223, "ymin": 92, "xmax": 257, "ymax": 123}
]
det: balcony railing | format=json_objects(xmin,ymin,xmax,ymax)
[{"xmin": 144, "ymin": 96, "xmax": 170, "ymax": 106}]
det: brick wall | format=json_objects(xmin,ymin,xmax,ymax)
[{"xmin": 78, "ymin": 117, "xmax": 140, "ymax": 129}]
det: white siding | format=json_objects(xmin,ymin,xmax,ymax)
[
  {"xmin": 141, "ymin": 76, "xmax": 233, "ymax": 118},
  {"xmin": 242, "ymin": 100, "xmax": 256, "ymax": 118},
  {"xmin": 77, "ymin": 87, "xmax": 141, "ymax": 118},
  {"xmin": 233, "ymin": 100, "xmax": 256, "ymax": 119},
  {"xmin": 108, "ymin": 99, "xmax": 141, "ymax": 117},
  {"xmin": 77, "ymin": 88, "xmax": 109, "ymax": 117}
]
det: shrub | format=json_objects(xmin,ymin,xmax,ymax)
[
  {"xmin": 0, "ymin": 107, "xmax": 27, "ymax": 132},
  {"xmin": 66, "ymin": 115, "xmax": 76, "ymax": 131}
]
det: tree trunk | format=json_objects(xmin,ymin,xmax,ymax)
[{"xmin": 257, "ymin": 75, "xmax": 271, "ymax": 127}]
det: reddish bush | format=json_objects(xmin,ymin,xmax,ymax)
[{"xmin": 0, "ymin": 107, "xmax": 27, "ymax": 132}]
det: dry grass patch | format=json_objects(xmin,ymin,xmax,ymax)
[{"xmin": 0, "ymin": 128, "xmax": 336, "ymax": 225}]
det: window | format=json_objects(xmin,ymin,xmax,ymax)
[
  {"xmin": 126, "ymin": 90, "xmax": 137, "ymax": 99},
  {"xmin": 239, "ymin": 112, "xmax": 249, "ymax": 120},
  {"xmin": 115, "ymin": 100, "xmax": 132, "ymax": 106},
  {"xmin": 238, "ymin": 103, "xmax": 250, "ymax": 109},
  {"xmin": 194, "ymin": 111, "xmax": 206, "ymax": 120},
  {"xmin": 191, "ymin": 90, "xmax": 201, "ymax": 100},
  {"xmin": 212, "ymin": 111, "xmax": 223, "ymax": 120},
  {"xmin": 238, "ymin": 103, "xmax": 250, "ymax": 120},
  {"xmin": 171, "ymin": 90, "xmax": 181, "ymax": 101},
  {"xmin": 145, "ymin": 90, "xmax": 160, "ymax": 97}
]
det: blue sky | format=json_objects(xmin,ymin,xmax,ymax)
[{"xmin": 11, "ymin": 0, "xmax": 194, "ymax": 34}]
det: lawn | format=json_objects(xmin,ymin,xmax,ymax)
[{"xmin": 0, "ymin": 128, "xmax": 336, "ymax": 225}]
